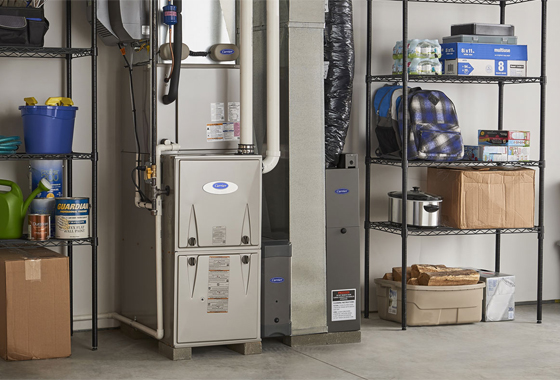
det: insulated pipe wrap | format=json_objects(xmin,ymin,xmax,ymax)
[
  {"xmin": 162, "ymin": 0, "xmax": 182, "ymax": 105},
  {"xmin": 324, "ymin": 0, "xmax": 355, "ymax": 168}
]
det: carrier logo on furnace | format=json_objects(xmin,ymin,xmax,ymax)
[{"xmin": 203, "ymin": 181, "xmax": 239, "ymax": 195}]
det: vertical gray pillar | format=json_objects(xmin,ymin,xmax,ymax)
[
  {"xmin": 256, "ymin": 0, "xmax": 327, "ymax": 336},
  {"xmin": 285, "ymin": 0, "xmax": 326, "ymax": 336}
]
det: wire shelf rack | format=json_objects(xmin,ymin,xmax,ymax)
[
  {"xmin": 368, "ymin": 74, "xmax": 542, "ymax": 85},
  {"xmin": 394, "ymin": 0, "xmax": 534, "ymax": 5},
  {"xmin": 368, "ymin": 158, "xmax": 542, "ymax": 168},
  {"xmin": 0, "ymin": 47, "xmax": 94, "ymax": 59},
  {"xmin": 369, "ymin": 222, "xmax": 540, "ymax": 236},
  {"xmin": 0, "ymin": 237, "xmax": 94, "ymax": 250},
  {"xmin": 0, "ymin": 153, "xmax": 93, "ymax": 161}
]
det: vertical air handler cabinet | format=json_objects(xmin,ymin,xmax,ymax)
[
  {"xmin": 161, "ymin": 154, "xmax": 262, "ymax": 348},
  {"xmin": 326, "ymin": 161, "xmax": 361, "ymax": 333}
]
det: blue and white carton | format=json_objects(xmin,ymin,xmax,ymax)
[{"xmin": 441, "ymin": 43, "xmax": 527, "ymax": 76}]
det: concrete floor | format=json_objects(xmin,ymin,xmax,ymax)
[{"xmin": 2, "ymin": 304, "xmax": 560, "ymax": 379}]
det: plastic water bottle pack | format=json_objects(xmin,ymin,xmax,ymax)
[{"xmin": 392, "ymin": 39, "xmax": 442, "ymax": 76}]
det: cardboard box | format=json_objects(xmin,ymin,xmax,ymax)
[
  {"xmin": 479, "ymin": 146, "xmax": 508, "ymax": 162},
  {"xmin": 0, "ymin": 248, "xmax": 70, "ymax": 361},
  {"xmin": 427, "ymin": 167, "xmax": 535, "ymax": 229},
  {"xmin": 441, "ymin": 44, "xmax": 528, "ymax": 76},
  {"xmin": 479, "ymin": 130, "xmax": 530, "ymax": 147},
  {"xmin": 463, "ymin": 145, "xmax": 480, "ymax": 161},
  {"xmin": 443, "ymin": 58, "xmax": 527, "ymax": 77},
  {"xmin": 508, "ymin": 146, "xmax": 531, "ymax": 161},
  {"xmin": 478, "ymin": 271, "xmax": 515, "ymax": 322},
  {"xmin": 441, "ymin": 43, "xmax": 528, "ymax": 61}
]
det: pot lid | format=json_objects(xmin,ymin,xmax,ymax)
[{"xmin": 388, "ymin": 187, "xmax": 442, "ymax": 201}]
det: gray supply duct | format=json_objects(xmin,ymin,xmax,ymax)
[{"xmin": 324, "ymin": 0, "xmax": 355, "ymax": 168}]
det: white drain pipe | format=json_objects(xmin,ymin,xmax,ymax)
[
  {"xmin": 78, "ymin": 141, "xmax": 180, "ymax": 340},
  {"xmin": 262, "ymin": 0, "xmax": 281, "ymax": 174}
]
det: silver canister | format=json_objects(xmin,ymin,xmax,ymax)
[{"xmin": 388, "ymin": 187, "xmax": 442, "ymax": 227}]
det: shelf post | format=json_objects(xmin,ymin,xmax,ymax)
[
  {"xmin": 91, "ymin": 0, "xmax": 99, "ymax": 350},
  {"xmin": 401, "ymin": 0, "xmax": 409, "ymax": 331},
  {"xmin": 65, "ymin": 0, "xmax": 74, "ymax": 338},
  {"xmin": 364, "ymin": 0, "xmax": 373, "ymax": 319},
  {"xmin": 537, "ymin": 0, "xmax": 547, "ymax": 324},
  {"xmin": 494, "ymin": 1, "xmax": 506, "ymax": 274}
]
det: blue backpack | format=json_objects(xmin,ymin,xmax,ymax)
[
  {"xmin": 373, "ymin": 85, "xmax": 420, "ymax": 158},
  {"xmin": 398, "ymin": 90, "xmax": 464, "ymax": 161}
]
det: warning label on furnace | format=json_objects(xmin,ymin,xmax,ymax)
[
  {"xmin": 212, "ymin": 226, "xmax": 227, "ymax": 245},
  {"xmin": 207, "ymin": 256, "xmax": 230, "ymax": 313},
  {"xmin": 206, "ymin": 123, "xmax": 240, "ymax": 142},
  {"xmin": 332, "ymin": 289, "xmax": 356, "ymax": 322}
]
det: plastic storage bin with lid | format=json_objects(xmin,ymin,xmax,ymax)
[{"xmin": 19, "ymin": 97, "xmax": 78, "ymax": 154}]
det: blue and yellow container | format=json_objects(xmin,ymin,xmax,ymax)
[
  {"xmin": 55, "ymin": 197, "xmax": 89, "ymax": 239},
  {"xmin": 19, "ymin": 97, "xmax": 78, "ymax": 154}
]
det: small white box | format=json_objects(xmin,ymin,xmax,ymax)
[
  {"xmin": 479, "ymin": 146, "xmax": 508, "ymax": 162},
  {"xmin": 508, "ymin": 146, "xmax": 530, "ymax": 161},
  {"xmin": 479, "ymin": 271, "xmax": 515, "ymax": 322}
]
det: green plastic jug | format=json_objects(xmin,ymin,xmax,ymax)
[{"xmin": 0, "ymin": 178, "xmax": 52, "ymax": 239}]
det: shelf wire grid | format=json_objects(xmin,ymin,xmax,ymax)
[
  {"xmin": 0, "ymin": 153, "xmax": 92, "ymax": 161},
  {"xmin": 0, "ymin": 237, "xmax": 94, "ymax": 250},
  {"xmin": 368, "ymin": 158, "xmax": 542, "ymax": 168},
  {"xmin": 0, "ymin": 47, "xmax": 93, "ymax": 59},
  {"xmin": 369, "ymin": 222, "xmax": 540, "ymax": 236},
  {"xmin": 395, "ymin": 0, "xmax": 534, "ymax": 5},
  {"xmin": 368, "ymin": 75, "xmax": 542, "ymax": 84}
]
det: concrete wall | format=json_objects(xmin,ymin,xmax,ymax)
[
  {"xmin": 0, "ymin": 2, "xmax": 123, "ymax": 330},
  {"xmin": 343, "ymin": 1, "xmax": 560, "ymax": 309}
]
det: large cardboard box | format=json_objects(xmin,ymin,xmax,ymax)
[
  {"xmin": 0, "ymin": 248, "xmax": 70, "ymax": 361},
  {"xmin": 427, "ymin": 167, "xmax": 535, "ymax": 229}
]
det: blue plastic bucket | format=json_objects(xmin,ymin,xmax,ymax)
[{"xmin": 19, "ymin": 105, "xmax": 78, "ymax": 154}]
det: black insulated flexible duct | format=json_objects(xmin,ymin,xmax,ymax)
[
  {"xmin": 324, "ymin": 0, "xmax": 355, "ymax": 168},
  {"xmin": 162, "ymin": 0, "xmax": 182, "ymax": 105}
]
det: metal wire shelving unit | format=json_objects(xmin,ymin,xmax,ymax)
[
  {"xmin": 0, "ymin": 1, "xmax": 98, "ymax": 349},
  {"xmin": 364, "ymin": 0, "xmax": 547, "ymax": 329}
]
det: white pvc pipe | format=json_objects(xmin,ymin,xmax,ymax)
[
  {"xmin": 239, "ymin": 0, "xmax": 253, "ymax": 147},
  {"xmin": 262, "ymin": 0, "xmax": 281, "ymax": 174},
  {"xmin": 83, "ymin": 141, "xmax": 180, "ymax": 340}
]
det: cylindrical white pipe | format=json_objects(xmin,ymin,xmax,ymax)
[
  {"xmin": 88, "ymin": 141, "xmax": 180, "ymax": 340},
  {"xmin": 239, "ymin": 0, "xmax": 253, "ymax": 147},
  {"xmin": 262, "ymin": 0, "xmax": 281, "ymax": 174},
  {"xmin": 73, "ymin": 313, "xmax": 113, "ymax": 322}
]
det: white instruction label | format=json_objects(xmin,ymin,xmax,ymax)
[
  {"xmin": 332, "ymin": 289, "xmax": 356, "ymax": 322},
  {"xmin": 212, "ymin": 226, "xmax": 227, "ymax": 245},
  {"xmin": 388, "ymin": 289, "xmax": 398, "ymax": 315},
  {"xmin": 324, "ymin": 0, "xmax": 329, "ymax": 13},
  {"xmin": 211, "ymin": 102, "xmax": 225, "ymax": 122},
  {"xmin": 324, "ymin": 61, "xmax": 330, "ymax": 80},
  {"xmin": 228, "ymin": 102, "xmax": 240, "ymax": 122},
  {"xmin": 223, "ymin": 122, "xmax": 240, "ymax": 141},
  {"xmin": 207, "ymin": 256, "xmax": 230, "ymax": 313}
]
